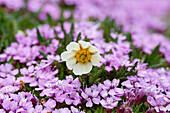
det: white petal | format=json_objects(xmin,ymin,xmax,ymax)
[
  {"xmin": 61, "ymin": 51, "xmax": 75, "ymax": 61},
  {"xmin": 89, "ymin": 46, "xmax": 98, "ymax": 53},
  {"xmin": 83, "ymin": 62, "xmax": 93, "ymax": 74},
  {"xmin": 66, "ymin": 42, "xmax": 80, "ymax": 51},
  {"xmin": 66, "ymin": 57, "xmax": 77, "ymax": 70},
  {"xmin": 61, "ymin": 51, "xmax": 70, "ymax": 61},
  {"xmin": 73, "ymin": 62, "xmax": 92, "ymax": 75},
  {"xmin": 73, "ymin": 63, "xmax": 83, "ymax": 75},
  {"xmin": 73, "ymin": 63, "xmax": 84, "ymax": 75},
  {"xmin": 90, "ymin": 53, "xmax": 101, "ymax": 66},
  {"xmin": 78, "ymin": 40, "xmax": 91, "ymax": 48}
]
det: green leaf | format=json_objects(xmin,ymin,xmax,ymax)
[
  {"xmin": 39, "ymin": 51, "xmax": 47, "ymax": 60},
  {"xmin": 0, "ymin": 8, "xmax": 16, "ymax": 52},
  {"xmin": 93, "ymin": 106, "xmax": 105, "ymax": 113},
  {"xmin": 59, "ymin": 68, "xmax": 64, "ymax": 79},
  {"xmin": 36, "ymin": 28, "xmax": 44, "ymax": 43},
  {"xmin": 89, "ymin": 75, "xmax": 94, "ymax": 86},
  {"xmin": 101, "ymin": 17, "xmax": 123, "ymax": 43},
  {"xmin": 144, "ymin": 44, "xmax": 166, "ymax": 68},
  {"xmin": 47, "ymin": 14, "xmax": 53, "ymax": 25},
  {"xmin": 134, "ymin": 103, "xmax": 143, "ymax": 113},
  {"xmin": 36, "ymin": 28, "xmax": 51, "ymax": 46},
  {"xmin": 147, "ymin": 44, "xmax": 160, "ymax": 62},
  {"xmin": 104, "ymin": 50, "xmax": 113, "ymax": 55},
  {"xmin": 84, "ymin": 36, "xmax": 90, "ymax": 42},
  {"xmin": 7, "ymin": 57, "xmax": 14, "ymax": 64},
  {"xmin": 94, "ymin": 69, "xmax": 103, "ymax": 79},
  {"xmin": 88, "ymin": 64, "xmax": 106, "ymax": 86},
  {"xmin": 117, "ymin": 65, "xmax": 127, "ymax": 77},
  {"xmin": 142, "ymin": 95, "xmax": 147, "ymax": 103},
  {"xmin": 76, "ymin": 32, "xmax": 81, "ymax": 42},
  {"xmin": 59, "ymin": 21, "xmax": 74, "ymax": 49},
  {"xmin": 125, "ymin": 32, "xmax": 133, "ymax": 43},
  {"xmin": 129, "ymin": 43, "xmax": 143, "ymax": 60},
  {"xmin": 127, "ymin": 34, "xmax": 167, "ymax": 68},
  {"xmin": 87, "ymin": 110, "xmax": 92, "ymax": 113},
  {"xmin": 70, "ymin": 23, "xmax": 74, "ymax": 39},
  {"xmin": 93, "ymin": 78, "xmax": 101, "ymax": 84},
  {"xmin": 61, "ymin": 22, "xmax": 67, "ymax": 44},
  {"xmin": 111, "ymin": 66, "xmax": 117, "ymax": 76}
]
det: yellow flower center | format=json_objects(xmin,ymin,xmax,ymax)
[{"xmin": 75, "ymin": 48, "xmax": 92, "ymax": 63}]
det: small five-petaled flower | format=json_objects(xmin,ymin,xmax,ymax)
[{"xmin": 61, "ymin": 41, "xmax": 101, "ymax": 75}]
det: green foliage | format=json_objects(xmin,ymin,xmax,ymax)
[
  {"xmin": 7, "ymin": 57, "xmax": 14, "ymax": 64},
  {"xmin": 79, "ymin": 62, "xmax": 138, "ymax": 88},
  {"xmin": 84, "ymin": 36, "xmax": 90, "ymax": 42},
  {"xmin": 114, "ymin": 62, "xmax": 138, "ymax": 80},
  {"xmin": 129, "ymin": 43, "xmax": 143, "ymax": 60},
  {"xmin": 46, "ymin": 14, "xmax": 57, "ymax": 26},
  {"xmin": 76, "ymin": 32, "xmax": 81, "ymax": 42},
  {"xmin": 132, "ymin": 103, "xmax": 143, "ymax": 113},
  {"xmin": 53, "ymin": 60, "xmax": 70, "ymax": 80},
  {"xmin": 85, "ymin": 106, "xmax": 105, "ymax": 113},
  {"xmin": 127, "ymin": 95, "xmax": 148, "ymax": 113},
  {"xmin": 100, "ymin": 17, "xmax": 122, "ymax": 42},
  {"xmin": 36, "ymin": 28, "xmax": 44, "ymax": 43},
  {"xmin": 125, "ymin": 32, "xmax": 133, "ymax": 43},
  {"xmin": 132, "ymin": 101, "xmax": 148, "ymax": 113},
  {"xmin": 55, "ymin": 22, "xmax": 75, "ymax": 54},
  {"xmin": 0, "ymin": 8, "xmax": 16, "ymax": 52},
  {"xmin": 36, "ymin": 28, "xmax": 51, "ymax": 46},
  {"xmin": 126, "ymin": 32, "xmax": 167, "ymax": 68},
  {"xmin": 86, "ymin": 64, "xmax": 109, "ymax": 87},
  {"xmin": 144, "ymin": 44, "xmax": 166, "ymax": 68},
  {"xmin": 39, "ymin": 51, "xmax": 47, "ymax": 60},
  {"xmin": 0, "ymin": 7, "xmax": 53, "ymax": 53}
]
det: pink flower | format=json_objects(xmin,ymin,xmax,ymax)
[
  {"xmin": 43, "ymin": 99, "xmax": 56, "ymax": 109},
  {"xmin": 0, "ymin": 63, "xmax": 18, "ymax": 77},
  {"xmin": 81, "ymin": 87, "xmax": 100, "ymax": 107},
  {"xmin": 100, "ymin": 97, "xmax": 118, "ymax": 109}
]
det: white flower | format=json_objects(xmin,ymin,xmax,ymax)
[{"xmin": 61, "ymin": 40, "xmax": 101, "ymax": 75}]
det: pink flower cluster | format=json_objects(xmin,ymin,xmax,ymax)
[
  {"xmin": 27, "ymin": 0, "xmax": 61, "ymax": 20},
  {"xmin": 0, "ymin": 92, "xmax": 85, "ymax": 113},
  {"xmin": 0, "ymin": 1, "xmax": 170, "ymax": 112},
  {"xmin": 38, "ymin": 74, "xmax": 124, "ymax": 109},
  {"xmin": 132, "ymin": 31, "xmax": 170, "ymax": 62},
  {"xmin": 0, "ymin": 92, "xmax": 39, "ymax": 112},
  {"xmin": 0, "ymin": 0, "xmax": 24, "ymax": 10},
  {"xmin": 0, "ymin": 24, "xmax": 61, "ymax": 65},
  {"xmin": 97, "ymin": 34, "xmax": 131, "ymax": 71},
  {"xmin": 0, "ymin": 63, "xmax": 19, "ymax": 94},
  {"xmin": 22, "ymin": 56, "xmax": 124, "ymax": 110},
  {"xmin": 121, "ymin": 65, "xmax": 170, "ymax": 112},
  {"xmin": 1, "ymin": 0, "xmax": 170, "ymax": 63}
]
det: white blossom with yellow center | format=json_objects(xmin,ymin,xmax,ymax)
[{"xmin": 61, "ymin": 40, "xmax": 101, "ymax": 75}]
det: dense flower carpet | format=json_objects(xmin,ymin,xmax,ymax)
[{"xmin": 0, "ymin": 0, "xmax": 170, "ymax": 113}]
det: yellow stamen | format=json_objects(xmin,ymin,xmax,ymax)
[{"xmin": 75, "ymin": 48, "xmax": 92, "ymax": 63}]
